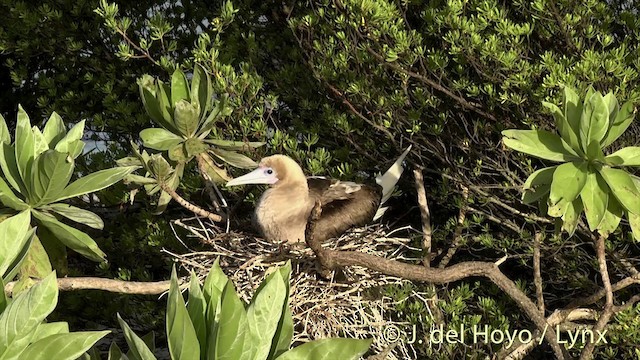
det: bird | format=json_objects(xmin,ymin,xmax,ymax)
[{"xmin": 226, "ymin": 146, "xmax": 412, "ymax": 243}]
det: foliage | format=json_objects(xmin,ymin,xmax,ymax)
[
  {"xmin": 0, "ymin": 106, "xmax": 137, "ymax": 285},
  {"xmin": 503, "ymin": 86, "xmax": 639, "ymax": 238},
  {"xmin": 103, "ymin": 261, "xmax": 371, "ymax": 360},
  {"xmin": 0, "ymin": 211, "xmax": 109, "ymax": 360}
]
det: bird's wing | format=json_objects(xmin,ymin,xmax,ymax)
[{"xmin": 307, "ymin": 177, "xmax": 361, "ymax": 203}]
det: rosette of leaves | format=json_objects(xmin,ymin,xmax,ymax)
[
  {"xmin": 137, "ymin": 64, "xmax": 263, "ymax": 184},
  {"xmin": 0, "ymin": 211, "xmax": 110, "ymax": 360},
  {"xmin": 502, "ymin": 86, "xmax": 639, "ymax": 238},
  {"xmin": 100, "ymin": 260, "xmax": 371, "ymax": 360},
  {"xmin": 0, "ymin": 106, "xmax": 138, "ymax": 281}
]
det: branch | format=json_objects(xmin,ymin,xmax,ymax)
[
  {"xmin": 533, "ymin": 232, "xmax": 545, "ymax": 315},
  {"xmin": 159, "ymin": 182, "xmax": 223, "ymax": 222},
  {"xmin": 304, "ymin": 201, "xmax": 567, "ymax": 360},
  {"xmin": 5, "ymin": 277, "xmax": 172, "ymax": 296},
  {"xmin": 413, "ymin": 168, "xmax": 432, "ymax": 267},
  {"xmin": 439, "ymin": 185, "xmax": 469, "ymax": 268}
]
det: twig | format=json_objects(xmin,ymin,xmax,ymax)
[
  {"xmin": 533, "ymin": 232, "xmax": 545, "ymax": 315},
  {"xmin": 413, "ymin": 168, "xmax": 432, "ymax": 267},
  {"xmin": 579, "ymin": 234, "xmax": 614, "ymax": 360},
  {"xmin": 159, "ymin": 182, "xmax": 223, "ymax": 222},
  {"xmin": 439, "ymin": 185, "xmax": 469, "ymax": 268},
  {"xmin": 5, "ymin": 277, "xmax": 173, "ymax": 296}
]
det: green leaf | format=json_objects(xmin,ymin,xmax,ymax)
[
  {"xmin": 54, "ymin": 120, "xmax": 85, "ymax": 155},
  {"xmin": 44, "ymin": 204, "xmax": 104, "ymax": 230},
  {"xmin": 18, "ymin": 234, "xmax": 53, "ymax": 281},
  {"xmin": 247, "ymin": 269, "xmax": 287, "ymax": 360},
  {"xmin": 204, "ymin": 139, "xmax": 266, "ymax": 150},
  {"xmin": 198, "ymin": 152, "xmax": 232, "ymax": 183},
  {"xmin": 0, "ymin": 175, "xmax": 28, "ymax": 210},
  {"xmin": 15, "ymin": 105, "xmax": 35, "ymax": 184},
  {"xmin": 0, "ymin": 272, "xmax": 57, "ymax": 360},
  {"xmin": 184, "ymin": 138, "xmax": 208, "ymax": 157},
  {"xmin": 140, "ymin": 128, "xmax": 184, "ymax": 151},
  {"xmin": 268, "ymin": 263, "xmax": 294, "ymax": 359},
  {"xmin": 599, "ymin": 197, "xmax": 623, "ymax": 236},
  {"xmin": 191, "ymin": 64, "xmax": 211, "ymax": 119},
  {"xmin": 30, "ymin": 322, "xmax": 69, "ymax": 343},
  {"xmin": 501, "ymin": 130, "xmax": 579, "ymax": 162},
  {"xmin": 275, "ymin": 338, "xmax": 372, "ymax": 360},
  {"xmin": 601, "ymin": 101, "xmax": 635, "ymax": 148},
  {"xmin": 522, "ymin": 184, "xmax": 550, "ymax": 205},
  {"xmin": 186, "ymin": 271, "xmax": 207, "ymax": 356},
  {"xmin": 563, "ymin": 86, "xmax": 582, "ymax": 139},
  {"xmin": 32, "ymin": 210, "xmax": 106, "ymax": 262},
  {"xmin": 542, "ymin": 101, "xmax": 580, "ymax": 153},
  {"xmin": 139, "ymin": 76, "xmax": 177, "ymax": 134},
  {"xmin": 3, "ymin": 228, "xmax": 36, "ymax": 284},
  {"xmin": 0, "ymin": 113, "xmax": 9, "ymax": 144},
  {"xmin": 204, "ymin": 259, "xmax": 228, "ymax": 359},
  {"xmin": 168, "ymin": 143, "xmax": 189, "ymax": 162},
  {"xmin": 108, "ymin": 342, "xmax": 128, "ymax": 360},
  {"xmin": 174, "ymin": 100, "xmax": 200, "ymax": 138},
  {"xmin": 561, "ymin": 198, "xmax": 582, "ymax": 237},
  {"xmin": 117, "ymin": 314, "xmax": 157, "ymax": 360},
  {"xmin": 32, "ymin": 127, "xmax": 49, "ymax": 158},
  {"xmin": 628, "ymin": 212, "xmax": 640, "ymax": 241},
  {"xmin": 580, "ymin": 92, "xmax": 609, "ymax": 158},
  {"xmin": 30, "ymin": 150, "xmax": 74, "ymax": 205},
  {"xmin": 599, "ymin": 167, "xmax": 640, "ymax": 215},
  {"xmin": 0, "ymin": 211, "xmax": 32, "ymax": 277},
  {"xmin": 42, "ymin": 112, "xmax": 67, "ymax": 147},
  {"xmin": 580, "ymin": 172, "xmax": 609, "ymax": 231},
  {"xmin": 604, "ymin": 92, "xmax": 619, "ymax": 126},
  {"xmin": 156, "ymin": 81, "xmax": 176, "ymax": 128},
  {"xmin": 211, "ymin": 149, "xmax": 258, "ymax": 169},
  {"xmin": 605, "ymin": 147, "xmax": 640, "ymax": 166},
  {"xmin": 0, "ymin": 278, "xmax": 5, "ymax": 314},
  {"xmin": 167, "ymin": 267, "xmax": 200, "ymax": 360},
  {"xmin": 56, "ymin": 166, "xmax": 139, "ymax": 203},
  {"xmin": 215, "ymin": 281, "xmax": 249, "ymax": 360},
  {"xmin": 523, "ymin": 166, "xmax": 557, "ymax": 190},
  {"xmin": 171, "ymin": 69, "xmax": 191, "ymax": 108},
  {"xmin": 549, "ymin": 162, "xmax": 588, "ymax": 206},
  {"xmin": 19, "ymin": 331, "xmax": 110, "ymax": 360},
  {"xmin": 0, "ymin": 142, "xmax": 27, "ymax": 194}
]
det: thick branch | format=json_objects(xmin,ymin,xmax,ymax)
[
  {"xmin": 533, "ymin": 232, "xmax": 545, "ymax": 315},
  {"xmin": 5, "ymin": 277, "xmax": 171, "ymax": 296},
  {"xmin": 413, "ymin": 168, "xmax": 432, "ymax": 267},
  {"xmin": 159, "ymin": 182, "xmax": 223, "ymax": 222}
]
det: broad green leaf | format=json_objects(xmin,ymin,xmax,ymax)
[
  {"xmin": 543, "ymin": 101, "xmax": 581, "ymax": 153},
  {"xmin": 117, "ymin": 314, "xmax": 157, "ymax": 360},
  {"xmin": 580, "ymin": 92, "xmax": 609, "ymax": 158},
  {"xmin": 32, "ymin": 210, "xmax": 106, "ymax": 262},
  {"xmin": 204, "ymin": 259, "xmax": 228, "ymax": 359},
  {"xmin": 18, "ymin": 332, "xmax": 110, "ymax": 360},
  {"xmin": 184, "ymin": 138, "xmax": 208, "ymax": 157},
  {"xmin": 168, "ymin": 143, "xmax": 189, "ymax": 162},
  {"xmin": 501, "ymin": 130, "xmax": 579, "ymax": 162},
  {"xmin": 2, "ymin": 229, "xmax": 36, "ymax": 284},
  {"xmin": 42, "ymin": 112, "xmax": 66, "ymax": 147},
  {"xmin": 44, "ymin": 204, "xmax": 104, "ymax": 230},
  {"xmin": 124, "ymin": 174, "xmax": 157, "ymax": 186},
  {"xmin": 186, "ymin": 271, "xmax": 207, "ymax": 356},
  {"xmin": 580, "ymin": 172, "xmax": 609, "ymax": 231},
  {"xmin": 602, "ymin": 101, "xmax": 635, "ymax": 148},
  {"xmin": 108, "ymin": 342, "xmax": 128, "ymax": 360},
  {"xmin": 32, "ymin": 128, "xmax": 49, "ymax": 157},
  {"xmin": 563, "ymin": 86, "xmax": 582, "ymax": 139},
  {"xmin": 0, "ymin": 114, "xmax": 9, "ymax": 144},
  {"xmin": 31, "ymin": 322, "xmax": 69, "ymax": 343},
  {"xmin": 167, "ymin": 267, "xmax": 200, "ymax": 360},
  {"xmin": 149, "ymin": 154, "xmax": 172, "ymax": 182},
  {"xmin": 604, "ymin": 92, "xmax": 619, "ymax": 126},
  {"xmin": 56, "ymin": 166, "xmax": 138, "ymax": 203},
  {"xmin": 605, "ymin": 147, "xmax": 640, "ymax": 166},
  {"xmin": 54, "ymin": 120, "xmax": 85, "ymax": 155},
  {"xmin": 198, "ymin": 152, "xmax": 232, "ymax": 183},
  {"xmin": 117, "ymin": 156, "xmax": 143, "ymax": 168},
  {"xmin": 215, "ymin": 281, "xmax": 249, "ymax": 360},
  {"xmin": 0, "ymin": 175, "xmax": 28, "ymax": 210},
  {"xmin": 0, "ymin": 211, "xmax": 32, "ymax": 277},
  {"xmin": 66, "ymin": 140, "xmax": 85, "ymax": 159},
  {"xmin": 275, "ymin": 338, "xmax": 372, "ymax": 360},
  {"xmin": 268, "ymin": 263, "xmax": 293, "ymax": 359},
  {"xmin": 0, "ymin": 278, "xmax": 5, "ymax": 314},
  {"xmin": 247, "ymin": 269, "xmax": 287, "ymax": 360},
  {"xmin": 171, "ymin": 69, "xmax": 191, "ymax": 108},
  {"xmin": 18, "ymin": 235, "xmax": 53, "ymax": 281},
  {"xmin": 523, "ymin": 166, "xmax": 557, "ymax": 190},
  {"xmin": 37, "ymin": 226, "xmax": 68, "ymax": 275},
  {"xmin": 599, "ymin": 167, "xmax": 640, "ymax": 215},
  {"xmin": 629, "ymin": 212, "xmax": 640, "ymax": 241},
  {"xmin": 30, "ymin": 150, "xmax": 74, "ymax": 205},
  {"xmin": 15, "ymin": 105, "xmax": 35, "ymax": 183},
  {"xmin": 138, "ymin": 76, "xmax": 177, "ymax": 134},
  {"xmin": 191, "ymin": 64, "xmax": 211, "ymax": 119},
  {"xmin": 204, "ymin": 139, "xmax": 266, "ymax": 150},
  {"xmin": 549, "ymin": 162, "xmax": 588, "ymax": 206},
  {"xmin": 200, "ymin": 96, "xmax": 232, "ymax": 134},
  {"xmin": 561, "ymin": 198, "xmax": 582, "ymax": 237},
  {"xmin": 522, "ymin": 184, "xmax": 550, "ymax": 204},
  {"xmin": 156, "ymin": 81, "xmax": 175, "ymax": 128},
  {"xmin": 0, "ymin": 142, "xmax": 27, "ymax": 194},
  {"xmin": 140, "ymin": 128, "xmax": 184, "ymax": 151},
  {"xmin": 174, "ymin": 100, "xmax": 200, "ymax": 138},
  {"xmin": 141, "ymin": 332, "xmax": 156, "ymax": 354},
  {"xmin": 0, "ymin": 272, "xmax": 57, "ymax": 360},
  {"xmin": 211, "ymin": 149, "xmax": 258, "ymax": 169},
  {"xmin": 599, "ymin": 197, "xmax": 623, "ymax": 236},
  {"xmin": 547, "ymin": 197, "xmax": 571, "ymax": 218}
]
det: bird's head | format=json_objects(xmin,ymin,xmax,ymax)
[{"xmin": 225, "ymin": 154, "xmax": 306, "ymax": 188}]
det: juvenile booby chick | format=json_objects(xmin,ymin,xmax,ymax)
[{"xmin": 226, "ymin": 146, "xmax": 411, "ymax": 243}]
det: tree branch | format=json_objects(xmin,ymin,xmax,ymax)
[
  {"xmin": 5, "ymin": 277, "xmax": 172, "ymax": 296},
  {"xmin": 534, "ymin": 232, "xmax": 545, "ymax": 315},
  {"xmin": 159, "ymin": 182, "xmax": 223, "ymax": 222},
  {"xmin": 413, "ymin": 168, "xmax": 432, "ymax": 267}
]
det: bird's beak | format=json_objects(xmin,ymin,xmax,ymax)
[{"xmin": 226, "ymin": 168, "xmax": 276, "ymax": 186}]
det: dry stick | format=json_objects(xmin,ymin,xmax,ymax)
[
  {"xmin": 5, "ymin": 277, "xmax": 171, "ymax": 296},
  {"xmin": 579, "ymin": 234, "xmax": 614, "ymax": 360},
  {"xmin": 196, "ymin": 154, "xmax": 223, "ymax": 213},
  {"xmin": 158, "ymin": 182, "xmax": 223, "ymax": 222},
  {"xmin": 568, "ymin": 273, "xmax": 640, "ymax": 309},
  {"xmin": 533, "ymin": 232, "xmax": 545, "ymax": 315},
  {"xmin": 304, "ymin": 200, "xmax": 567, "ymax": 360},
  {"xmin": 439, "ymin": 185, "xmax": 469, "ymax": 268},
  {"xmin": 413, "ymin": 168, "xmax": 432, "ymax": 267}
]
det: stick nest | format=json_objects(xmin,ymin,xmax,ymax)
[{"xmin": 167, "ymin": 217, "xmax": 432, "ymax": 359}]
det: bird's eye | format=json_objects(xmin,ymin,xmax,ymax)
[{"xmin": 266, "ymin": 169, "xmax": 274, "ymax": 175}]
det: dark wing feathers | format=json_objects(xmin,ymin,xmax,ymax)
[{"xmin": 306, "ymin": 177, "xmax": 382, "ymax": 241}]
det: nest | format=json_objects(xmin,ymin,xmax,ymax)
[{"xmin": 166, "ymin": 216, "xmax": 434, "ymax": 359}]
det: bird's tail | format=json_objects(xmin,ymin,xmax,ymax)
[{"xmin": 373, "ymin": 145, "xmax": 412, "ymax": 220}]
